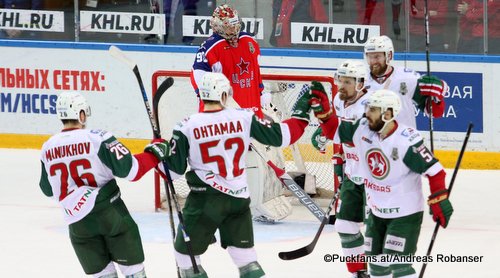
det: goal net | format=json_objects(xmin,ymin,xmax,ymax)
[{"xmin": 152, "ymin": 70, "xmax": 337, "ymax": 211}]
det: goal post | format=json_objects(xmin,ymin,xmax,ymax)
[{"xmin": 152, "ymin": 70, "xmax": 338, "ymax": 211}]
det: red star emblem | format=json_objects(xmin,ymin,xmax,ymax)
[{"xmin": 236, "ymin": 58, "xmax": 250, "ymax": 75}]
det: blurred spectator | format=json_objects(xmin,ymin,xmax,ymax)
[
  {"xmin": 457, "ymin": 0, "xmax": 500, "ymax": 54},
  {"xmin": 360, "ymin": 0, "xmax": 402, "ymax": 37},
  {"xmin": 0, "ymin": 0, "xmax": 43, "ymax": 39},
  {"xmin": 269, "ymin": 0, "xmax": 327, "ymax": 47},
  {"xmin": 409, "ymin": 0, "xmax": 451, "ymax": 53},
  {"xmin": 163, "ymin": 0, "xmax": 213, "ymax": 45}
]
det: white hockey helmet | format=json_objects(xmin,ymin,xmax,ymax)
[
  {"xmin": 210, "ymin": 4, "xmax": 241, "ymax": 41},
  {"xmin": 198, "ymin": 72, "xmax": 232, "ymax": 103},
  {"xmin": 56, "ymin": 92, "xmax": 91, "ymax": 124},
  {"xmin": 364, "ymin": 35, "xmax": 394, "ymax": 65},
  {"xmin": 335, "ymin": 60, "xmax": 369, "ymax": 91},
  {"xmin": 366, "ymin": 89, "xmax": 401, "ymax": 122}
]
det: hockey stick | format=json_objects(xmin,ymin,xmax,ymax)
[
  {"xmin": 151, "ymin": 77, "xmax": 179, "ymax": 276},
  {"xmin": 278, "ymin": 190, "xmax": 339, "ymax": 260},
  {"xmin": 108, "ymin": 46, "xmax": 199, "ymax": 275},
  {"xmin": 249, "ymin": 142, "xmax": 331, "ymax": 223},
  {"xmin": 419, "ymin": 122, "xmax": 473, "ymax": 278},
  {"xmin": 227, "ymin": 96, "xmax": 332, "ymax": 223},
  {"xmin": 423, "ymin": 0, "xmax": 434, "ymax": 153}
]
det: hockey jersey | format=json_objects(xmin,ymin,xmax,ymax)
[
  {"xmin": 337, "ymin": 119, "xmax": 444, "ymax": 218},
  {"xmin": 159, "ymin": 108, "xmax": 307, "ymax": 199},
  {"xmin": 39, "ymin": 129, "xmax": 147, "ymax": 224},
  {"xmin": 332, "ymin": 90, "xmax": 373, "ymax": 185},
  {"xmin": 191, "ymin": 32, "xmax": 264, "ymax": 118},
  {"xmin": 365, "ymin": 66, "xmax": 423, "ymax": 128}
]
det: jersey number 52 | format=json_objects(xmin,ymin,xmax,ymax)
[{"xmin": 199, "ymin": 137, "xmax": 245, "ymax": 178}]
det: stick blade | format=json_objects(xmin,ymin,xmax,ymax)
[
  {"xmin": 109, "ymin": 45, "xmax": 137, "ymax": 70},
  {"xmin": 278, "ymin": 245, "xmax": 314, "ymax": 260},
  {"xmin": 152, "ymin": 77, "xmax": 175, "ymax": 132}
]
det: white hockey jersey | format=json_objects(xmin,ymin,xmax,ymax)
[
  {"xmin": 337, "ymin": 119, "xmax": 444, "ymax": 218},
  {"xmin": 365, "ymin": 66, "xmax": 421, "ymax": 128},
  {"xmin": 332, "ymin": 91, "xmax": 373, "ymax": 185},
  {"xmin": 40, "ymin": 129, "xmax": 141, "ymax": 224},
  {"xmin": 161, "ymin": 108, "xmax": 304, "ymax": 199}
]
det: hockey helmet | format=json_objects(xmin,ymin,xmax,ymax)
[
  {"xmin": 210, "ymin": 4, "xmax": 241, "ymax": 42},
  {"xmin": 364, "ymin": 35, "xmax": 394, "ymax": 65},
  {"xmin": 366, "ymin": 89, "xmax": 401, "ymax": 122},
  {"xmin": 198, "ymin": 72, "xmax": 232, "ymax": 103},
  {"xmin": 56, "ymin": 91, "xmax": 91, "ymax": 124}
]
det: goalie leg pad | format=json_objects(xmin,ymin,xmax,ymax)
[
  {"xmin": 246, "ymin": 145, "xmax": 292, "ymax": 222},
  {"xmin": 227, "ymin": 246, "xmax": 258, "ymax": 267},
  {"xmin": 93, "ymin": 262, "xmax": 117, "ymax": 278},
  {"xmin": 239, "ymin": 262, "xmax": 265, "ymax": 278}
]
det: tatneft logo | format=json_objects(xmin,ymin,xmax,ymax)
[
  {"xmin": 291, "ymin": 23, "xmax": 380, "ymax": 46},
  {"xmin": 182, "ymin": 15, "xmax": 264, "ymax": 39}
]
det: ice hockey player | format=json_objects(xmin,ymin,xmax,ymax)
[
  {"xmin": 313, "ymin": 88, "xmax": 453, "ymax": 278},
  {"xmin": 39, "ymin": 92, "xmax": 162, "ymax": 277},
  {"xmin": 312, "ymin": 60, "xmax": 372, "ymax": 277},
  {"xmin": 190, "ymin": 4, "xmax": 291, "ymax": 222},
  {"xmin": 147, "ymin": 72, "xmax": 336, "ymax": 278},
  {"xmin": 364, "ymin": 35, "xmax": 447, "ymax": 128}
]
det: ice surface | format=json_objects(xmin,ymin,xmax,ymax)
[{"xmin": 1, "ymin": 148, "xmax": 498, "ymax": 277}]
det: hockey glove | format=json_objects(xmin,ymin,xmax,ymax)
[
  {"xmin": 290, "ymin": 86, "xmax": 313, "ymax": 121},
  {"xmin": 310, "ymin": 81, "xmax": 333, "ymax": 122},
  {"xmin": 428, "ymin": 190, "xmax": 454, "ymax": 228},
  {"xmin": 311, "ymin": 127, "xmax": 330, "ymax": 154},
  {"xmin": 418, "ymin": 75, "xmax": 447, "ymax": 103},
  {"xmin": 145, "ymin": 138, "xmax": 171, "ymax": 161}
]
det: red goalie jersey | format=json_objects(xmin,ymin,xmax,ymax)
[{"xmin": 190, "ymin": 32, "xmax": 264, "ymax": 118}]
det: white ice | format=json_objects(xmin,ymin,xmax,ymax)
[{"xmin": 1, "ymin": 148, "xmax": 498, "ymax": 277}]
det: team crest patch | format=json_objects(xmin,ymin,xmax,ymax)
[
  {"xmin": 249, "ymin": 42, "xmax": 255, "ymax": 54},
  {"xmin": 366, "ymin": 148, "xmax": 390, "ymax": 180}
]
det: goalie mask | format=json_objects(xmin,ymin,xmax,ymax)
[
  {"xmin": 199, "ymin": 72, "xmax": 233, "ymax": 105},
  {"xmin": 366, "ymin": 89, "xmax": 401, "ymax": 123},
  {"xmin": 210, "ymin": 4, "xmax": 241, "ymax": 47},
  {"xmin": 364, "ymin": 35, "xmax": 394, "ymax": 65},
  {"xmin": 56, "ymin": 91, "xmax": 91, "ymax": 125},
  {"xmin": 335, "ymin": 60, "xmax": 368, "ymax": 92}
]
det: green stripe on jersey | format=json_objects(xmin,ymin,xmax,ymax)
[{"xmin": 97, "ymin": 136, "xmax": 134, "ymax": 178}]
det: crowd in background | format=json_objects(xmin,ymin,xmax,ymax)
[{"xmin": 0, "ymin": 0, "xmax": 499, "ymax": 55}]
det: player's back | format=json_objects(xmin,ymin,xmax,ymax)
[
  {"xmin": 41, "ymin": 129, "xmax": 122, "ymax": 223},
  {"xmin": 41, "ymin": 129, "xmax": 117, "ymax": 194},
  {"xmin": 175, "ymin": 108, "xmax": 255, "ymax": 198}
]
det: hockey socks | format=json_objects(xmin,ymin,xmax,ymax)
[{"xmin": 338, "ymin": 231, "xmax": 367, "ymax": 273}]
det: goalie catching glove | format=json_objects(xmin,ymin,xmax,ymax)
[{"xmin": 145, "ymin": 138, "xmax": 171, "ymax": 161}]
